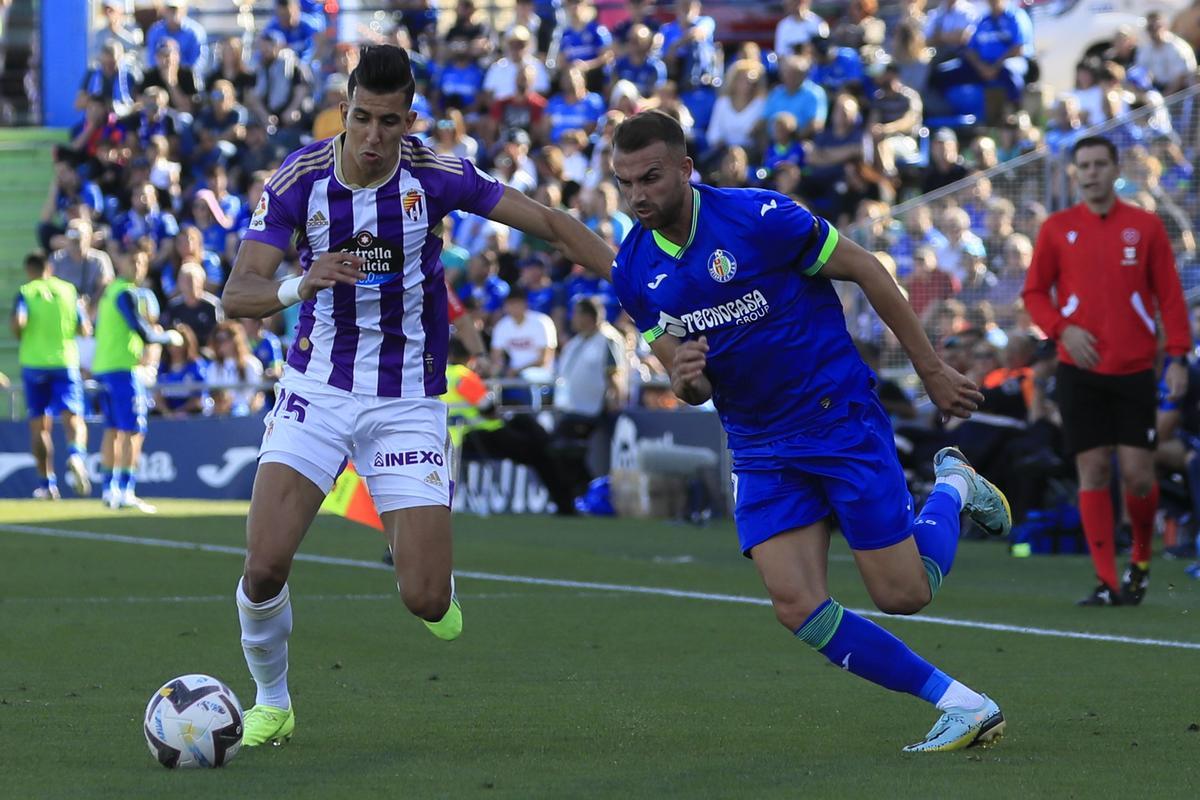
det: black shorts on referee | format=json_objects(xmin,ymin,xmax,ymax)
[{"xmin": 1055, "ymin": 363, "xmax": 1157, "ymax": 455}]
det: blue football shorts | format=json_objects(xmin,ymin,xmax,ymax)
[
  {"xmin": 96, "ymin": 370, "xmax": 148, "ymax": 434},
  {"xmin": 730, "ymin": 394, "xmax": 915, "ymax": 555},
  {"xmin": 22, "ymin": 367, "xmax": 85, "ymax": 418}
]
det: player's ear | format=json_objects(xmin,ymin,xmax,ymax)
[
  {"xmin": 680, "ymin": 155, "xmax": 694, "ymax": 180},
  {"xmin": 339, "ymin": 100, "xmax": 349, "ymax": 125},
  {"xmin": 405, "ymin": 110, "xmax": 418, "ymax": 131}
]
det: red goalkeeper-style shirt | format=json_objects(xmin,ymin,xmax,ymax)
[{"xmin": 1022, "ymin": 199, "xmax": 1191, "ymax": 376}]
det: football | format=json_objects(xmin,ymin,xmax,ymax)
[{"xmin": 143, "ymin": 674, "xmax": 244, "ymax": 769}]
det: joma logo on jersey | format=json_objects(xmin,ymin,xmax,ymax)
[
  {"xmin": 663, "ymin": 289, "xmax": 770, "ymax": 335},
  {"xmin": 374, "ymin": 450, "xmax": 445, "ymax": 468}
]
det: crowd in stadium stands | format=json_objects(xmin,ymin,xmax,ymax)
[{"xmin": 11, "ymin": 0, "xmax": 1198, "ymax": 525}]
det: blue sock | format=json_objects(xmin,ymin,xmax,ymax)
[
  {"xmin": 796, "ymin": 598, "xmax": 952, "ymax": 706},
  {"xmin": 38, "ymin": 475, "xmax": 51, "ymax": 491},
  {"xmin": 45, "ymin": 473, "xmax": 57, "ymax": 490},
  {"xmin": 67, "ymin": 442, "xmax": 85, "ymax": 459},
  {"xmin": 116, "ymin": 469, "xmax": 132, "ymax": 492},
  {"xmin": 912, "ymin": 485, "xmax": 964, "ymax": 597},
  {"xmin": 101, "ymin": 468, "xmax": 114, "ymax": 493}
]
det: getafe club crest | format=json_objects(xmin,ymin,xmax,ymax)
[
  {"xmin": 402, "ymin": 189, "xmax": 424, "ymax": 222},
  {"xmin": 707, "ymin": 249, "xmax": 737, "ymax": 283}
]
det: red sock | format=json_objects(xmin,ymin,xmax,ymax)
[
  {"xmin": 1125, "ymin": 484, "xmax": 1159, "ymax": 567},
  {"xmin": 1078, "ymin": 488, "xmax": 1118, "ymax": 590}
]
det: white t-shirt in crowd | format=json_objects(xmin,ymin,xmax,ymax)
[
  {"xmin": 492, "ymin": 310, "xmax": 557, "ymax": 372},
  {"xmin": 206, "ymin": 356, "xmax": 263, "ymax": 412},
  {"xmin": 554, "ymin": 329, "xmax": 623, "ymax": 416},
  {"xmin": 775, "ymin": 12, "xmax": 829, "ymax": 57}
]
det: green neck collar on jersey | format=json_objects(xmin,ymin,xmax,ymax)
[{"xmin": 652, "ymin": 187, "xmax": 700, "ymax": 259}]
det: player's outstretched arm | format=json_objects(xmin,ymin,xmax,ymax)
[
  {"xmin": 487, "ymin": 187, "xmax": 615, "ymax": 281},
  {"xmin": 821, "ymin": 236, "xmax": 981, "ymax": 420},
  {"xmin": 224, "ymin": 241, "xmax": 364, "ymax": 319}
]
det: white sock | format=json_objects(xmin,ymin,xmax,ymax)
[
  {"xmin": 935, "ymin": 680, "xmax": 986, "ymax": 712},
  {"xmin": 236, "ymin": 578, "xmax": 293, "ymax": 710},
  {"xmin": 935, "ymin": 475, "xmax": 971, "ymax": 510}
]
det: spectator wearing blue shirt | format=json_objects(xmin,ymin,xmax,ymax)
[
  {"xmin": 196, "ymin": 80, "xmax": 249, "ymax": 147},
  {"xmin": 763, "ymin": 55, "xmax": 827, "ymax": 140},
  {"xmin": 660, "ymin": 0, "xmax": 721, "ymax": 130},
  {"xmin": 161, "ymin": 225, "xmax": 224, "ymax": 297},
  {"xmin": 203, "ymin": 165, "xmax": 244, "ymax": 229},
  {"xmin": 190, "ymin": 189, "xmax": 236, "ymax": 266},
  {"xmin": 563, "ymin": 267, "xmax": 621, "ymax": 323},
  {"xmin": 77, "ymin": 41, "xmax": 138, "ymax": 117},
  {"xmin": 298, "ymin": 0, "xmax": 328, "ymax": 32},
  {"xmin": 263, "ymin": 0, "xmax": 322, "ymax": 63},
  {"xmin": 459, "ymin": 252, "xmax": 511, "ymax": 320},
  {"xmin": 801, "ymin": 93, "xmax": 871, "ymax": 222},
  {"xmin": 558, "ymin": 0, "xmax": 614, "ymax": 92},
  {"xmin": 613, "ymin": 25, "xmax": 668, "ymax": 98},
  {"xmin": 891, "ymin": 205, "xmax": 950, "ymax": 278},
  {"xmin": 37, "ymin": 161, "xmax": 105, "ymax": 252},
  {"xmin": 611, "ymin": 0, "xmax": 661, "ymax": 46},
  {"xmin": 112, "ymin": 181, "xmax": 180, "ymax": 260},
  {"xmin": 542, "ymin": 66, "xmax": 606, "ymax": 143},
  {"xmin": 244, "ymin": 317, "xmax": 285, "ymax": 381},
  {"xmin": 810, "ymin": 36, "xmax": 869, "ymax": 95},
  {"xmin": 762, "ymin": 111, "xmax": 807, "ymax": 174},
  {"xmin": 155, "ymin": 323, "xmax": 209, "ymax": 416},
  {"xmin": 516, "ymin": 256, "xmax": 566, "ymax": 323},
  {"xmin": 145, "ymin": 0, "xmax": 209, "ymax": 72},
  {"xmin": 932, "ymin": 0, "xmax": 1031, "ymax": 107},
  {"xmin": 432, "ymin": 41, "xmax": 487, "ymax": 112}
]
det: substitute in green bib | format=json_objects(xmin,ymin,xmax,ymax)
[
  {"xmin": 92, "ymin": 250, "xmax": 181, "ymax": 511},
  {"xmin": 10, "ymin": 252, "xmax": 92, "ymax": 498}
]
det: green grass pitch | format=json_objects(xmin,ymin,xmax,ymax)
[{"xmin": 2, "ymin": 500, "xmax": 1199, "ymax": 798}]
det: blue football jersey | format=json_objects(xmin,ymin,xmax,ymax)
[{"xmin": 611, "ymin": 184, "xmax": 874, "ymax": 448}]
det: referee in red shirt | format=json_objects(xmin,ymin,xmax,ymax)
[{"xmin": 1022, "ymin": 136, "xmax": 1191, "ymax": 606}]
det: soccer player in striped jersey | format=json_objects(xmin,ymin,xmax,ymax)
[
  {"xmin": 222, "ymin": 44, "xmax": 613, "ymax": 746},
  {"xmin": 608, "ymin": 110, "xmax": 1011, "ymax": 752}
]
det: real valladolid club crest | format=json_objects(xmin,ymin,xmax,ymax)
[
  {"xmin": 402, "ymin": 189, "xmax": 423, "ymax": 222},
  {"xmin": 707, "ymin": 249, "xmax": 737, "ymax": 283}
]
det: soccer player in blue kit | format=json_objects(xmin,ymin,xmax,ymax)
[{"xmin": 608, "ymin": 111, "xmax": 1012, "ymax": 752}]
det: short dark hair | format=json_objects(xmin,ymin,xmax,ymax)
[
  {"xmin": 448, "ymin": 337, "xmax": 471, "ymax": 361},
  {"xmin": 347, "ymin": 45, "xmax": 415, "ymax": 106},
  {"xmin": 1071, "ymin": 135, "xmax": 1118, "ymax": 165},
  {"xmin": 24, "ymin": 251, "xmax": 48, "ymax": 274},
  {"xmin": 574, "ymin": 296, "xmax": 601, "ymax": 320},
  {"xmin": 613, "ymin": 109, "xmax": 686, "ymax": 155},
  {"xmin": 505, "ymin": 284, "xmax": 528, "ymax": 302}
]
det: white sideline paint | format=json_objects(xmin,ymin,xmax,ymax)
[
  {"xmin": 2, "ymin": 592, "xmax": 537, "ymax": 605},
  {"xmin": 3, "ymin": 523, "xmax": 1199, "ymax": 652}
]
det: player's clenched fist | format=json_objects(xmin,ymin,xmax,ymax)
[
  {"xmin": 299, "ymin": 252, "xmax": 366, "ymax": 300},
  {"xmin": 674, "ymin": 336, "xmax": 709, "ymax": 383},
  {"xmin": 670, "ymin": 336, "xmax": 714, "ymax": 405}
]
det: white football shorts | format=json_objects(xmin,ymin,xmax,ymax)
[{"xmin": 259, "ymin": 369, "xmax": 451, "ymax": 512}]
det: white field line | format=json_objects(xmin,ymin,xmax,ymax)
[
  {"xmin": 1, "ymin": 592, "xmax": 538, "ymax": 605},
  {"xmin": 3, "ymin": 523, "xmax": 1199, "ymax": 652}
]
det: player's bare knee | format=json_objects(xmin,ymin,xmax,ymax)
[
  {"xmin": 872, "ymin": 583, "xmax": 931, "ymax": 616},
  {"xmin": 399, "ymin": 582, "xmax": 451, "ymax": 622},
  {"xmin": 770, "ymin": 591, "xmax": 826, "ymax": 631},
  {"xmin": 242, "ymin": 562, "xmax": 289, "ymax": 604},
  {"xmin": 1122, "ymin": 473, "xmax": 1154, "ymax": 497}
]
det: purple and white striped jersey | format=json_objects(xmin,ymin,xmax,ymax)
[{"xmin": 244, "ymin": 134, "xmax": 505, "ymax": 397}]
